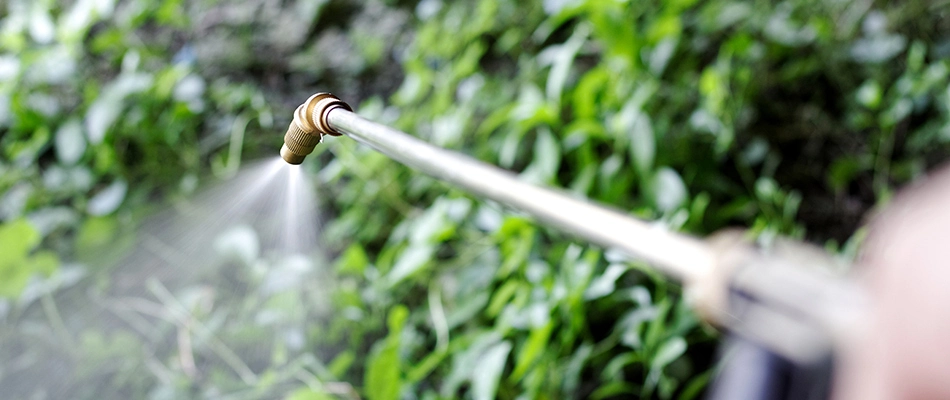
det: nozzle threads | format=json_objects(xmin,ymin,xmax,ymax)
[
  {"xmin": 282, "ymin": 119, "xmax": 322, "ymax": 159},
  {"xmin": 279, "ymin": 92, "xmax": 352, "ymax": 165}
]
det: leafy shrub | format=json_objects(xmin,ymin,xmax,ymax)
[
  {"xmin": 1, "ymin": 0, "xmax": 949, "ymax": 399},
  {"xmin": 316, "ymin": 0, "xmax": 950, "ymax": 398}
]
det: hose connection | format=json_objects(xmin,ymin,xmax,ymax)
[{"xmin": 280, "ymin": 92, "xmax": 352, "ymax": 165}]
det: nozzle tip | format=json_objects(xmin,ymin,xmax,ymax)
[
  {"xmin": 280, "ymin": 144, "xmax": 305, "ymax": 165},
  {"xmin": 279, "ymin": 92, "xmax": 351, "ymax": 164}
]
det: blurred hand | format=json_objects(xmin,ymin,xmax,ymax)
[{"xmin": 834, "ymin": 166, "xmax": 950, "ymax": 400}]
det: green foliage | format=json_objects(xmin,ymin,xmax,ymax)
[
  {"xmin": 365, "ymin": 306, "xmax": 409, "ymax": 400},
  {"xmin": 0, "ymin": 219, "xmax": 57, "ymax": 296},
  {"xmin": 315, "ymin": 0, "xmax": 950, "ymax": 398},
  {"xmin": 0, "ymin": 0, "xmax": 273, "ymax": 272},
  {"xmin": 2, "ymin": 0, "xmax": 950, "ymax": 399}
]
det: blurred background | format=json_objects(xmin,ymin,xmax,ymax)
[{"xmin": 1, "ymin": 0, "xmax": 949, "ymax": 398}]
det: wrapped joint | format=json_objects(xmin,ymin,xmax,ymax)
[{"xmin": 279, "ymin": 92, "xmax": 352, "ymax": 165}]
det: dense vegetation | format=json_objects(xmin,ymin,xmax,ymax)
[{"xmin": 1, "ymin": 0, "xmax": 949, "ymax": 398}]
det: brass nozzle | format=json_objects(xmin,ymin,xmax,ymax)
[{"xmin": 280, "ymin": 92, "xmax": 352, "ymax": 165}]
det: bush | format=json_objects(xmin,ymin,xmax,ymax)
[{"xmin": 1, "ymin": 0, "xmax": 949, "ymax": 399}]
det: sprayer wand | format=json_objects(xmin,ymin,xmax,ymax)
[{"xmin": 280, "ymin": 93, "xmax": 866, "ymax": 369}]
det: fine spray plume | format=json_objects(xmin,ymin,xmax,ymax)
[{"xmin": 0, "ymin": 123, "xmax": 330, "ymax": 396}]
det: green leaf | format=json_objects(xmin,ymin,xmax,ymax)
[
  {"xmin": 646, "ymin": 336, "xmax": 688, "ymax": 394},
  {"xmin": 472, "ymin": 341, "xmax": 512, "ymax": 400},
  {"xmin": 650, "ymin": 167, "xmax": 688, "ymax": 212},
  {"xmin": 285, "ymin": 388, "xmax": 335, "ymax": 400},
  {"xmin": 678, "ymin": 369, "xmax": 713, "ymax": 400},
  {"xmin": 496, "ymin": 217, "xmax": 535, "ymax": 277},
  {"xmin": 76, "ymin": 216, "xmax": 117, "ymax": 253},
  {"xmin": 856, "ymin": 80, "xmax": 882, "ymax": 109},
  {"xmin": 521, "ymin": 127, "xmax": 561, "ymax": 183},
  {"xmin": 584, "ymin": 263, "xmax": 628, "ymax": 300},
  {"xmin": 0, "ymin": 219, "xmax": 56, "ymax": 297},
  {"xmin": 7, "ymin": 125, "xmax": 50, "ymax": 165},
  {"xmin": 545, "ymin": 24, "xmax": 588, "ymax": 103},
  {"xmin": 591, "ymin": 381, "xmax": 638, "ymax": 400},
  {"xmin": 511, "ymin": 320, "xmax": 554, "ymax": 381},
  {"xmin": 699, "ymin": 67, "xmax": 725, "ymax": 113},
  {"xmin": 365, "ymin": 343, "xmax": 400, "ymax": 400},
  {"xmin": 0, "ymin": 219, "xmax": 40, "ymax": 263},
  {"xmin": 486, "ymin": 280, "xmax": 521, "ymax": 317},
  {"xmin": 0, "ymin": 259, "xmax": 32, "ymax": 298},
  {"xmin": 29, "ymin": 250, "xmax": 59, "ymax": 276},
  {"xmin": 387, "ymin": 305, "xmax": 409, "ymax": 333},
  {"xmin": 572, "ymin": 67, "xmax": 610, "ymax": 119},
  {"xmin": 651, "ymin": 336, "xmax": 687, "ymax": 371},
  {"xmin": 602, "ymin": 352, "xmax": 641, "ymax": 380},
  {"xmin": 562, "ymin": 343, "xmax": 594, "ymax": 394},
  {"xmin": 386, "ymin": 243, "xmax": 435, "ymax": 286},
  {"xmin": 87, "ymin": 179, "xmax": 127, "ymax": 216},
  {"xmin": 54, "ymin": 119, "xmax": 86, "ymax": 165},
  {"xmin": 406, "ymin": 349, "xmax": 448, "ymax": 383},
  {"xmin": 328, "ymin": 351, "xmax": 356, "ymax": 378},
  {"xmin": 365, "ymin": 306, "xmax": 408, "ymax": 400},
  {"xmin": 622, "ymin": 106, "xmax": 655, "ymax": 177},
  {"xmin": 336, "ymin": 244, "xmax": 369, "ymax": 276}
]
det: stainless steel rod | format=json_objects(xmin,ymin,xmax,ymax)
[{"xmin": 327, "ymin": 108, "xmax": 715, "ymax": 282}]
